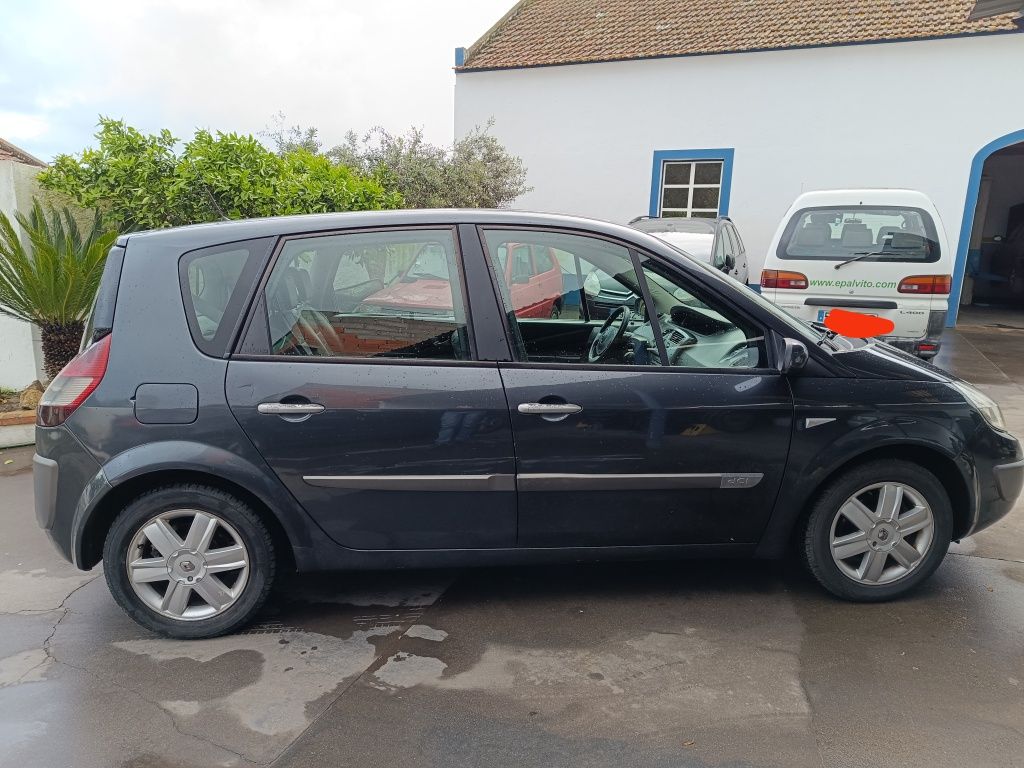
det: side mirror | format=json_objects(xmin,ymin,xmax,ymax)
[
  {"xmin": 778, "ymin": 338, "xmax": 808, "ymax": 374},
  {"xmin": 724, "ymin": 255, "xmax": 736, "ymax": 272}
]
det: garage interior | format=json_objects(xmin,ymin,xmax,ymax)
[{"xmin": 960, "ymin": 140, "xmax": 1024, "ymax": 325}]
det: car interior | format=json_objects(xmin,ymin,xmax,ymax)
[
  {"xmin": 483, "ymin": 230, "xmax": 766, "ymax": 369},
  {"xmin": 188, "ymin": 228, "xmax": 769, "ymax": 370}
]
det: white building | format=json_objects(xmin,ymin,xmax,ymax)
[
  {"xmin": 454, "ymin": 0, "xmax": 1024, "ymax": 326},
  {"xmin": 0, "ymin": 138, "xmax": 46, "ymax": 389}
]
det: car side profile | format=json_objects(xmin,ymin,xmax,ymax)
[
  {"xmin": 629, "ymin": 215, "xmax": 749, "ymax": 284},
  {"xmin": 34, "ymin": 210, "xmax": 1023, "ymax": 638}
]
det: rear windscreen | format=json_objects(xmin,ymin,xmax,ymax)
[
  {"xmin": 178, "ymin": 238, "xmax": 275, "ymax": 357},
  {"xmin": 778, "ymin": 206, "xmax": 940, "ymax": 263}
]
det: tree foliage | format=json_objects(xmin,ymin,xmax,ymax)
[
  {"xmin": 0, "ymin": 200, "xmax": 118, "ymax": 377},
  {"xmin": 38, "ymin": 118, "xmax": 401, "ymax": 231},
  {"xmin": 332, "ymin": 122, "xmax": 531, "ymax": 209},
  {"xmin": 0, "ymin": 199, "xmax": 116, "ymax": 326}
]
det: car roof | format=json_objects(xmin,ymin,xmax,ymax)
[
  {"xmin": 787, "ymin": 189, "xmax": 936, "ymax": 208},
  {"xmin": 629, "ymin": 216, "xmax": 719, "ymax": 235},
  {"xmin": 116, "ymin": 209, "xmax": 670, "ymax": 255}
]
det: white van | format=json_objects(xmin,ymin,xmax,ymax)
[{"xmin": 761, "ymin": 189, "xmax": 951, "ymax": 357}]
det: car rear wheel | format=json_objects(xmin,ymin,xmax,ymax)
[
  {"xmin": 802, "ymin": 460, "xmax": 952, "ymax": 601},
  {"xmin": 103, "ymin": 484, "xmax": 275, "ymax": 638}
]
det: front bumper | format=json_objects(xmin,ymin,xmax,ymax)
[
  {"xmin": 994, "ymin": 458, "xmax": 1024, "ymax": 506},
  {"xmin": 969, "ymin": 430, "xmax": 1024, "ymax": 537}
]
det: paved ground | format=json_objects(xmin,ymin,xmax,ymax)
[{"xmin": 1, "ymin": 315, "xmax": 1023, "ymax": 768}]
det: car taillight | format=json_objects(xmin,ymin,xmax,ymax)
[
  {"xmin": 761, "ymin": 269, "xmax": 808, "ymax": 289},
  {"xmin": 37, "ymin": 334, "xmax": 111, "ymax": 427},
  {"xmin": 898, "ymin": 275, "xmax": 951, "ymax": 294}
]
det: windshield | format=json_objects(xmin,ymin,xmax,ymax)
[
  {"xmin": 778, "ymin": 206, "xmax": 940, "ymax": 263},
  {"xmin": 406, "ymin": 242, "xmax": 450, "ymax": 280}
]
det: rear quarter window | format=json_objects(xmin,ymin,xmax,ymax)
[{"xmin": 178, "ymin": 238, "xmax": 275, "ymax": 357}]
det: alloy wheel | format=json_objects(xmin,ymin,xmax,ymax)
[
  {"xmin": 829, "ymin": 482, "xmax": 935, "ymax": 586},
  {"xmin": 126, "ymin": 509, "xmax": 250, "ymax": 620}
]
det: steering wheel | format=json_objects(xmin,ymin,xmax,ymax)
[{"xmin": 587, "ymin": 305, "xmax": 632, "ymax": 363}]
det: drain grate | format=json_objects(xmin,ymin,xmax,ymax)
[{"xmin": 240, "ymin": 619, "xmax": 300, "ymax": 635}]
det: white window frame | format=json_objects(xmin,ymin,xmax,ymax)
[{"xmin": 659, "ymin": 160, "xmax": 723, "ymax": 218}]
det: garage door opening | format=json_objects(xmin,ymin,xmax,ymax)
[{"xmin": 957, "ymin": 137, "xmax": 1024, "ymax": 327}]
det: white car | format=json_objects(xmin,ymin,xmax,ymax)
[
  {"xmin": 630, "ymin": 216, "xmax": 749, "ymax": 284},
  {"xmin": 760, "ymin": 189, "xmax": 951, "ymax": 358}
]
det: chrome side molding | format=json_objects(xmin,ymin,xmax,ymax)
[
  {"xmin": 517, "ymin": 472, "xmax": 763, "ymax": 491},
  {"xmin": 303, "ymin": 474, "xmax": 516, "ymax": 492},
  {"xmin": 303, "ymin": 472, "xmax": 763, "ymax": 492}
]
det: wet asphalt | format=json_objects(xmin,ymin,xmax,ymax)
[{"xmin": 1, "ymin": 310, "xmax": 1022, "ymax": 768}]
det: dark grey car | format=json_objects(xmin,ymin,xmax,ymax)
[{"xmin": 33, "ymin": 210, "xmax": 1023, "ymax": 638}]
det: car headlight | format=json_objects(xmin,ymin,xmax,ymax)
[{"xmin": 951, "ymin": 381, "xmax": 1006, "ymax": 431}]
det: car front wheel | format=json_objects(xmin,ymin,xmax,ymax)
[
  {"xmin": 802, "ymin": 460, "xmax": 952, "ymax": 601},
  {"xmin": 103, "ymin": 484, "xmax": 276, "ymax": 638}
]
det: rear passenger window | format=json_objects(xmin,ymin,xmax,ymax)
[
  {"xmin": 180, "ymin": 238, "xmax": 274, "ymax": 357},
  {"xmin": 262, "ymin": 228, "xmax": 471, "ymax": 360}
]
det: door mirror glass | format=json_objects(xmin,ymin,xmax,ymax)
[{"xmin": 778, "ymin": 338, "xmax": 809, "ymax": 373}]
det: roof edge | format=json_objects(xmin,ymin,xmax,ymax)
[
  {"xmin": 462, "ymin": 0, "xmax": 535, "ymax": 68},
  {"xmin": 0, "ymin": 138, "xmax": 46, "ymax": 168},
  {"xmin": 455, "ymin": 26, "xmax": 1024, "ymax": 73}
]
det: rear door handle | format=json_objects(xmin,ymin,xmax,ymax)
[
  {"xmin": 257, "ymin": 402, "xmax": 325, "ymax": 416},
  {"xmin": 517, "ymin": 403, "xmax": 583, "ymax": 416}
]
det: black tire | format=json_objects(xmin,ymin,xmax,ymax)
[
  {"xmin": 103, "ymin": 484, "xmax": 276, "ymax": 638},
  {"xmin": 802, "ymin": 460, "xmax": 952, "ymax": 602}
]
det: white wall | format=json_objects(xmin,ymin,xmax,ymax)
[
  {"xmin": 0, "ymin": 160, "xmax": 45, "ymax": 390},
  {"xmin": 455, "ymin": 33, "xmax": 1024, "ymax": 284}
]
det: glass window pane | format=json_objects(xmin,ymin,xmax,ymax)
[
  {"xmin": 482, "ymin": 228, "xmax": 660, "ymax": 366},
  {"xmin": 534, "ymin": 246, "xmax": 555, "ymax": 273},
  {"xmin": 691, "ymin": 211, "xmax": 717, "ymax": 219},
  {"xmin": 692, "ymin": 187, "xmax": 720, "ymax": 210},
  {"xmin": 662, "ymin": 210, "xmax": 688, "ymax": 218},
  {"xmin": 638, "ymin": 256, "xmax": 766, "ymax": 369},
  {"xmin": 663, "ymin": 162, "xmax": 692, "ymax": 185},
  {"xmin": 264, "ymin": 229, "xmax": 469, "ymax": 360},
  {"xmin": 693, "ymin": 162, "xmax": 723, "ymax": 185},
  {"xmin": 186, "ymin": 247, "xmax": 250, "ymax": 342},
  {"xmin": 662, "ymin": 187, "xmax": 690, "ymax": 210}
]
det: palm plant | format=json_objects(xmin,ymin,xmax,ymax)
[{"xmin": 0, "ymin": 200, "xmax": 118, "ymax": 379}]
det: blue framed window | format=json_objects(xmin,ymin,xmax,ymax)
[{"xmin": 649, "ymin": 149, "xmax": 735, "ymax": 219}]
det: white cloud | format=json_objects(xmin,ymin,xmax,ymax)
[
  {"xmin": 1, "ymin": 0, "xmax": 513, "ymax": 160},
  {"xmin": 0, "ymin": 111, "xmax": 50, "ymax": 140}
]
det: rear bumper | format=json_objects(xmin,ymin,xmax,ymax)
[{"xmin": 34, "ymin": 425, "xmax": 108, "ymax": 568}]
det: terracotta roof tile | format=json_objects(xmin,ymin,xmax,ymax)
[
  {"xmin": 460, "ymin": 0, "xmax": 1022, "ymax": 70},
  {"xmin": 0, "ymin": 138, "xmax": 45, "ymax": 167}
]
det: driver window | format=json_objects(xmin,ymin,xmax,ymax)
[
  {"xmin": 637, "ymin": 255, "xmax": 767, "ymax": 369},
  {"xmin": 482, "ymin": 228, "xmax": 659, "ymax": 367}
]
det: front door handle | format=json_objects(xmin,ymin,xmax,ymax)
[
  {"xmin": 257, "ymin": 402, "xmax": 325, "ymax": 416},
  {"xmin": 517, "ymin": 403, "xmax": 583, "ymax": 416}
]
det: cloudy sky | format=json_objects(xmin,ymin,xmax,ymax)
[{"xmin": 0, "ymin": 0, "xmax": 512, "ymax": 162}]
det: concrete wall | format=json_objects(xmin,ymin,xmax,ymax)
[
  {"xmin": 0, "ymin": 160, "xmax": 46, "ymax": 390},
  {"xmin": 455, "ymin": 33, "xmax": 1024, "ymax": 286}
]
